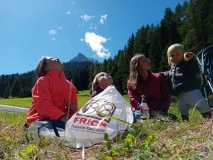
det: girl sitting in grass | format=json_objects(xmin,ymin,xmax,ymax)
[
  {"xmin": 127, "ymin": 54, "xmax": 171, "ymax": 122},
  {"xmin": 25, "ymin": 57, "xmax": 78, "ymax": 132}
]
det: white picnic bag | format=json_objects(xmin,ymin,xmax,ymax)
[{"xmin": 65, "ymin": 85, "xmax": 133, "ymax": 148}]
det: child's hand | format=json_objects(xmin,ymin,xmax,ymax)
[{"xmin": 184, "ymin": 52, "xmax": 194, "ymax": 61}]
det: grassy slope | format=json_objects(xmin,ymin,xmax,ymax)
[
  {"xmin": 0, "ymin": 90, "xmax": 129, "ymax": 108},
  {"xmin": 0, "ymin": 91, "xmax": 213, "ymax": 159},
  {"xmin": 0, "ymin": 97, "xmax": 32, "ymax": 107},
  {"xmin": 0, "ymin": 90, "xmax": 91, "ymax": 108}
]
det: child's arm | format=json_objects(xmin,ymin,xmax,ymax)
[
  {"xmin": 127, "ymin": 87, "xmax": 141, "ymax": 111},
  {"xmin": 186, "ymin": 56, "xmax": 200, "ymax": 74},
  {"xmin": 160, "ymin": 71, "xmax": 170, "ymax": 78},
  {"xmin": 184, "ymin": 51, "xmax": 200, "ymax": 74}
]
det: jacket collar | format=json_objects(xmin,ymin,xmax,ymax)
[
  {"xmin": 47, "ymin": 70, "xmax": 65, "ymax": 79},
  {"xmin": 139, "ymin": 71, "xmax": 153, "ymax": 82},
  {"xmin": 172, "ymin": 60, "xmax": 185, "ymax": 67}
]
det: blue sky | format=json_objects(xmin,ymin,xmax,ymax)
[{"xmin": 0, "ymin": 0, "xmax": 186, "ymax": 74}]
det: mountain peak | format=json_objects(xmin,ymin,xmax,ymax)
[{"xmin": 71, "ymin": 53, "xmax": 91, "ymax": 62}]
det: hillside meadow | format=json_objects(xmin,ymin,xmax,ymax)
[{"xmin": 0, "ymin": 91, "xmax": 213, "ymax": 159}]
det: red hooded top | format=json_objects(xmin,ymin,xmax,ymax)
[
  {"xmin": 128, "ymin": 72, "xmax": 171, "ymax": 113},
  {"xmin": 26, "ymin": 70, "xmax": 78, "ymax": 125}
]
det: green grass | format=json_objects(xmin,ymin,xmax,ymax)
[
  {"xmin": 0, "ymin": 112, "xmax": 26, "ymax": 125},
  {"xmin": 0, "ymin": 97, "xmax": 32, "ymax": 107},
  {"xmin": 1, "ymin": 105, "xmax": 212, "ymax": 159},
  {"xmin": 0, "ymin": 91, "xmax": 213, "ymax": 159},
  {"xmin": 0, "ymin": 90, "xmax": 92, "ymax": 108},
  {"xmin": 0, "ymin": 90, "xmax": 129, "ymax": 108},
  {"xmin": 77, "ymin": 90, "xmax": 91, "ymax": 108}
]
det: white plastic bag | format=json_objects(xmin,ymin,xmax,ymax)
[{"xmin": 65, "ymin": 85, "xmax": 133, "ymax": 148}]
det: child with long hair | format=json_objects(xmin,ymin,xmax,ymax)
[{"xmin": 127, "ymin": 54, "xmax": 171, "ymax": 121}]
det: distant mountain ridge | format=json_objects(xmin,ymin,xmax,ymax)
[
  {"xmin": 71, "ymin": 53, "xmax": 92, "ymax": 62},
  {"xmin": 64, "ymin": 53, "xmax": 95, "ymax": 71},
  {"xmin": 0, "ymin": 53, "xmax": 97, "ymax": 97},
  {"xmin": 69, "ymin": 53, "xmax": 98, "ymax": 64}
]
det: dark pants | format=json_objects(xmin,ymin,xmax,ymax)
[{"xmin": 36, "ymin": 120, "xmax": 66, "ymax": 137}]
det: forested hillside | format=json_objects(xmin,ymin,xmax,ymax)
[
  {"xmin": 0, "ymin": 0, "xmax": 212, "ymax": 97},
  {"xmin": 0, "ymin": 53, "xmax": 94, "ymax": 98},
  {"xmin": 89, "ymin": 0, "xmax": 213, "ymax": 94}
]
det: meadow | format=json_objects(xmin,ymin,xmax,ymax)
[
  {"xmin": 0, "ymin": 90, "xmax": 92, "ymax": 108},
  {"xmin": 0, "ymin": 91, "xmax": 213, "ymax": 159}
]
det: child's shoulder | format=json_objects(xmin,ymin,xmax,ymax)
[
  {"xmin": 182, "ymin": 58, "xmax": 199, "ymax": 70},
  {"xmin": 151, "ymin": 72, "xmax": 161, "ymax": 79},
  {"xmin": 37, "ymin": 75, "xmax": 49, "ymax": 83}
]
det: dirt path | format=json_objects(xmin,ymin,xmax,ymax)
[{"xmin": 0, "ymin": 104, "xmax": 28, "ymax": 112}]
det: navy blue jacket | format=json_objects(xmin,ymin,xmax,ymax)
[{"xmin": 164, "ymin": 58, "xmax": 201, "ymax": 96}]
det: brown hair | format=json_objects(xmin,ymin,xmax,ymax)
[
  {"xmin": 91, "ymin": 72, "xmax": 113, "ymax": 93},
  {"xmin": 36, "ymin": 57, "xmax": 61, "ymax": 77},
  {"xmin": 127, "ymin": 54, "xmax": 146, "ymax": 90},
  {"xmin": 36, "ymin": 57, "xmax": 49, "ymax": 77}
]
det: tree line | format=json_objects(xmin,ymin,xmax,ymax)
[
  {"xmin": 0, "ymin": 0, "xmax": 212, "ymax": 97},
  {"xmin": 89, "ymin": 0, "xmax": 213, "ymax": 94},
  {"xmin": 0, "ymin": 61, "xmax": 93, "ymax": 98}
]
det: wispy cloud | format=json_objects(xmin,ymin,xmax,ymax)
[
  {"xmin": 49, "ymin": 29, "xmax": 57, "ymax": 36},
  {"xmin": 57, "ymin": 26, "xmax": 63, "ymax": 30},
  {"xmin": 48, "ymin": 29, "xmax": 57, "ymax": 40},
  {"xmin": 48, "ymin": 27, "xmax": 63, "ymax": 41},
  {"xmin": 81, "ymin": 32, "xmax": 111, "ymax": 58},
  {"xmin": 89, "ymin": 23, "xmax": 97, "ymax": 30},
  {"xmin": 66, "ymin": 11, "xmax": 71, "ymax": 15},
  {"xmin": 100, "ymin": 14, "xmax": 108, "ymax": 24},
  {"xmin": 80, "ymin": 14, "xmax": 95, "ymax": 23}
]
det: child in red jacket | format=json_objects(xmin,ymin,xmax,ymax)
[{"xmin": 26, "ymin": 57, "xmax": 78, "ymax": 130}]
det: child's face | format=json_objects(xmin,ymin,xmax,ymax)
[
  {"xmin": 46, "ymin": 58, "xmax": 64, "ymax": 72},
  {"xmin": 98, "ymin": 75, "xmax": 113, "ymax": 89},
  {"xmin": 169, "ymin": 50, "xmax": 184, "ymax": 65},
  {"xmin": 139, "ymin": 57, "xmax": 151, "ymax": 71}
]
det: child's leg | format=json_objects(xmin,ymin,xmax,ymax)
[
  {"xmin": 186, "ymin": 89, "xmax": 211, "ymax": 118},
  {"xmin": 178, "ymin": 95, "xmax": 190, "ymax": 120},
  {"xmin": 132, "ymin": 111, "xmax": 142, "ymax": 122}
]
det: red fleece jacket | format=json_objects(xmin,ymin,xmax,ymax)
[
  {"xmin": 26, "ymin": 70, "xmax": 78, "ymax": 124},
  {"xmin": 128, "ymin": 72, "xmax": 171, "ymax": 113}
]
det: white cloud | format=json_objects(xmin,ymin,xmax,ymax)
[
  {"xmin": 82, "ymin": 32, "xmax": 111, "ymax": 58},
  {"xmin": 89, "ymin": 23, "xmax": 97, "ymax": 30},
  {"xmin": 80, "ymin": 14, "xmax": 95, "ymax": 23},
  {"xmin": 49, "ymin": 29, "xmax": 57, "ymax": 36},
  {"xmin": 57, "ymin": 26, "xmax": 63, "ymax": 30},
  {"xmin": 100, "ymin": 14, "xmax": 108, "ymax": 24},
  {"xmin": 48, "ymin": 27, "xmax": 62, "ymax": 41},
  {"xmin": 66, "ymin": 11, "xmax": 71, "ymax": 15}
]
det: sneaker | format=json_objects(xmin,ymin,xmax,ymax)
[{"xmin": 202, "ymin": 112, "xmax": 212, "ymax": 119}]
